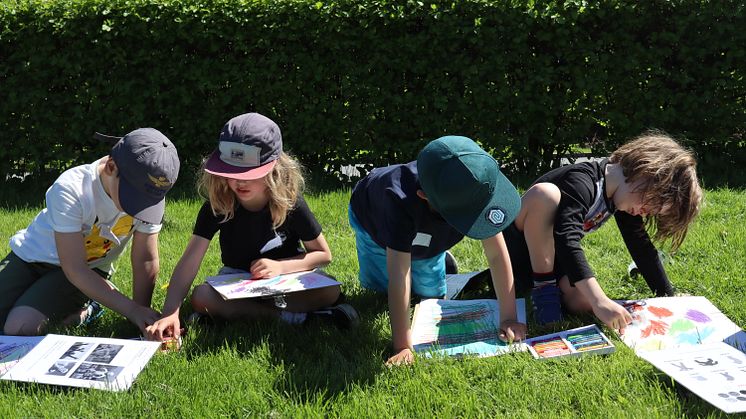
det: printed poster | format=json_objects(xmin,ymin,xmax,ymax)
[
  {"xmin": 1, "ymin": 334, "xmax": 160, "ymax": 391},
  {"xmin": 640, "ymin": 342, "xmax": 746, "ymax": 414},
  {"xmin": 411, "ymin": 298, "xmax": 527, "ymax": 358}
]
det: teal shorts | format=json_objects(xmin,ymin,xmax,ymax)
[
  {"xmin": 348, "ymin": 206, "xmax": 446, "ymax": 298},
  {"xmin": 0, "ymin": 252, "xmax": 106, "ymax": 328}
]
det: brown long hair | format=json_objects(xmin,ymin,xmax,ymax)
[
  {"xmin": 197, "ymin": 152, "xmax": 305, "ymax": 228},
  {"xmin": 609, "ymin": 130, "xmax": 702, "ymax": 250}
]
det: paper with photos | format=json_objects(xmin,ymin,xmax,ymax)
[{"xmin": 1, "ymin": 334, "xmax": 160, "ymax": 391}]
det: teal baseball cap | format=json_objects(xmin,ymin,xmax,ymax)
[{"xmin": 416, "ymin": 136, "xmax": 520, "ymax": 239}]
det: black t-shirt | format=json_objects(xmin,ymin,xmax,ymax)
[
  {"xmin": 534, "ymin": 159, "xmax": 673, "ymax": 296},
  {"xmin": 193, "ymin": 196, "xmax": 322, "ymax": 271},
  {"xmin": 349, "ymin": 161, "xmax": 465, "ymax": 259}
]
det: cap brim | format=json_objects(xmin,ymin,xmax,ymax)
[
  {"xmin": 204, "ymin": 150, "xmax": 277, "ymax": 180},
  {"xmin": 118, "ymin": 174, "xmax": 166, "ymax": 225},
  {"xmin": 439, "ymin": 171, "xmax": 521, "ymax": 240},
  {"xmin": 93, "ymin": 132, "xmax": 123, "ymax": 144}
]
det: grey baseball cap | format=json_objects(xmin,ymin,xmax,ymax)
[
  {"xmin": 204, "ymin": 113, "xmax": 282, "ymax": 180},
  {"xmin": 96, "ymin": 128, "xmax": 180, "ymax": 224},
  {"xmin": 417, "ymin": 136, "xmax": 520, "ymax": 239}
]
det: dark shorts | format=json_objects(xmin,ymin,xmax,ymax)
[
  {"xmin": 0, "ymin": 252, "xmax": 107, "ymax": 327},
  {"xmin": 503, "ymin": 223, "xmax": 565, "ymax": 297}
]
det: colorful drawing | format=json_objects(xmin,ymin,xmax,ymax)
[
  {"xmin": 618, "ymin": 297, "xmax": 746, "ymax": 353},
  {"xmin": 411, "ymin": 299, "xmax": 527, "ymax": 358},
  {"xmin": 0, "ymin": 336, "xmax": 44, "ymax": 376},
  {"xmin": 206, "ymin": 270, "xmax": 341, "ymax": 300}
]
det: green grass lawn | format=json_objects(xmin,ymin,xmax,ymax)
[{"xmin": 0, "ymin": 187, "xmax": 744, "ymax": 417}]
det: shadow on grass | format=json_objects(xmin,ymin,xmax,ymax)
[{"xmin": 168, "ymin": 290, "xmax": 391, "ymax": 400}]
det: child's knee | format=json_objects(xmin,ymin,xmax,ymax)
[
  {"xmin": 320, "ymin": 284, "xmax": 341, "ymax": 305},
  {"xmin": 4, "ymin": 306, "xmax": 47, "ymax": 335},
  {"xmin": 517, "ymin": 183, "xmax": 561, "ymax": 230},
  {"xmin": 190, "ymin": 284, "xmax": 217, "ymax": 314},
  {"xmin": 524, "ymin": 183, "xmax": 561, "ymax": 210}
]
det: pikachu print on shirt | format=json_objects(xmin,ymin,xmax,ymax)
[{"xmin": 84, "ymin": 215, "xmax": 134, "ymax": 262}]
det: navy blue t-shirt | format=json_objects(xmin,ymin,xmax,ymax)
[{"xmin": 349, "ymin": 161, "xmax": 464, "ymax": 259}]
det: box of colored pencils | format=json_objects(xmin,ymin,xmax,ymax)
[{"xmin": 526, "ymin": 325, "xmax": 615, "ymax": 360}]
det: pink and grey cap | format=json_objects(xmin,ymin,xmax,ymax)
[
  {"xmin": 204, "ymin": 113, "xmax": 282, "ymax": 180},
  {"xmin": 96, "ymin": 128, "xmax": 180, "ymax": 225}
]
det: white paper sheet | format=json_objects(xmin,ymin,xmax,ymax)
[
  {"xmin": 411, "ymin": 298, "xmax": 527, "ymax": 358},
  {"xmin": 1, "ymin": 334, "xmax": 160, "ymax": 391},
  {"xmin": 640, "ymin": 342, "xmax": 746, "ymax": 413},
  {"xmin": 617, "ymin": 296, "xmax": 746, "ymax": 353},
  {"xmin": 206, "ymin": 270, "xmax": 341, "ymax": 300}
]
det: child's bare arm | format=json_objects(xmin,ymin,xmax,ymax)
[
  {"xmin": 574, "ymin": 277, "xmax": 632, "ymax": 333},
  {"xmin": 55, "ymin": 231, "xmax": 159, "ymax": 333},
  {"xmin": 146, "ymin": 235, "xmax": 210, "ymax": 341},
  {"xmin": 249, "ymin": 233, "xmax": 332, "ymax": 278},
  {"xmin": 386, "ymin": 248, "xmax": 414, "ymax": 365},
  {"xmin": 482, "ymin": 233, "xmax": 526, "ymax": 342},
  {"xmin": 130, "ymin": 231, "xmax": 159, "ymax": 308}
]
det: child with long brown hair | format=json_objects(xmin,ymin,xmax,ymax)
[
  {"xmin": 505, "ymin": 130, "xmax": 702, "ymax": 330},
  {"xmin": 146, "ymin": 113, "xmax": 357, "ymax": 341}
]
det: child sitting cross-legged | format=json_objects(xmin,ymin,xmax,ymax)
[{"xmin": 147, "ymin": 113, "xmax": 358, "ymax": 342}]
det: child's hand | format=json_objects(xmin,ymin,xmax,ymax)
[
  {"xmin": 146, "ymin": 312, "xmax": 180, "ymax": 342},
  {"xmin": 249, "ymin": 258, "xmax": 283, "ymax": 279},
  {"xmin": 592, "ymin": 298, "xmax": 633, "ymax": 333},
  {"xmin": 498, "ymin": 319, "xmax": 527, "ymax": 342},
  {"xmin": 386, "ymin": 348, "xmax": 414, "ymax": 366},
  {"xmin": 128, "ymin": 306, "xmax": 161, "ymax": 335}
]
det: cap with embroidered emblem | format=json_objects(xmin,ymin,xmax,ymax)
[
  {"xmin": 204, "ymin": 113, "xmax": 282, "ymax": 180},
  {"xmin": 416, "ymin": 135, "xmax": 520, "ymax": 239},
  {"xmin": 97, "ymin": 128, "xmax": 180, "ymax": 225}
]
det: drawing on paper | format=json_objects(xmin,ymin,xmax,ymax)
[
  {"xmin": 411, "ymin": 298, "xmax": 526, "ymax": 358},
  {"xmin": 206, "ymin": 270, "xmax": 340, "ymax": 300},
  {"xmin": 618, "ymin": 296, "xmax": 745, "ymax": 352},
  {"xmin": 0, "ymin": 336, "xmax": 44, "ymax": 376}
]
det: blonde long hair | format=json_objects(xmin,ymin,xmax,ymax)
[
  {"xmin": 197, "ymin": 152, "xmax": 305, "ymax": 228},
  {"xmin": 609, "ymin": 130, "xmax": 703, "ymax": 250}
]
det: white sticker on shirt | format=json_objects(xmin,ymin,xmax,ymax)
[
  {"xmin": 412, "ymin": 232, "xmax": 432, "ymax": 247},
  {"xmin": 260, "ymin": 232, "xmax": 283, "ymax": 254}
]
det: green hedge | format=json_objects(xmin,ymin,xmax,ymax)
[{"xmin": 1, "ymin": 0, "xmax": 744, "ymax": 185}]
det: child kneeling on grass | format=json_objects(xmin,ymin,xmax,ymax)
[
  {"xmin": 349, "ymin": 136, "xmax": 524, "ymax": 366},
  {"xmin": 147, "ymin": 113, "xmax": 357, "ymax": 342},
  {"xmin": 505, "ymin": 130, "xmax": 702, "ymax": 330},
  {"xmin": 0, "ymin": 128, "xmax": 180, "ymax": 335}
]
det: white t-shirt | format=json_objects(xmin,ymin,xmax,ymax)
[{"xmin": 9, "ymin": 157, "xmax": 161, "ymax": 274}]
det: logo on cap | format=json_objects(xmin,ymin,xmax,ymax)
[
  {"xmin": 230, "ymin": 149, "xmax": 245, "ymax": 160},
  {"xmin": 486, "ymin": 207, "xmax": 506, "ymax": 226},
  {"xmin": 148, "ymin": 174, "xmax": 173, "ymax": 190}
]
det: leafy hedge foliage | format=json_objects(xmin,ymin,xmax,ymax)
[{"xmin": 1, "ymin": 0, "xmax": 744, "ymax": 184}]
